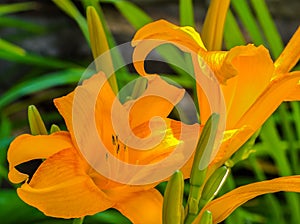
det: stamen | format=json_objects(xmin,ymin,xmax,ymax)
[
  {"xmin": 112, "ymin": 135, "xmax": 116, "ymax": 145},
  {"xmin": 117, "ymin": 144, "xmax": 120, "ymax": 154}
]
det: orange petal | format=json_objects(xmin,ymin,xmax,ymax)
[
  {"xmin": 274, "ymin": 26, "xmax": 300, "ymax": 77},
  {"xmin": 193, "ymin": 175, "xmax": 300, "ymax": 224},
  {"xmin": 53, "ymin": 92, "xmax": 75, "ymax": 138},
  {"xmin": 94, "ymin": 118, "xmax": 199, "ymax": 185},
  {"xmin": 126, "ymin": 118, "xmax": 199, "ymax": 165},
  {"xmin": 194, "ymin": 45, "xmax": 274, "ymax": 124},
  {"xmin": 285, "ymin": 83, "xmax": 300, "ymax": 101},
  {"xmin": 210, "ymin": 126, "xmax": 254, "ymax": 167},
  {"xmin": 132, "ymin": 19, "xmax": 205, "ymax": 51},
  {"xmin": 124, "ymin": 75, "xmax": 185, "ymax": 129},
  {"xmin": 132, "ymin": 20, "xmax": 205, "ymax": 77},
  {"xmin": 221, "ymin": 45, "xmax": 275, "ymax": 129},
  {"xmin": 7, "ymin": 132, "xmax": 73, "ymax": 183},
  {"xmin": 17, "ymin": 148, "xmax": 114, "ymax": 218},
  {"xmin": 114, "ymin": 188, "xmax": 163, "ymax": 224},
  {"xmin": 54, "ymin": 72, "xmax": 117, "ymax": 150},
  {"xmin": 235, "ymin": 71, "xmax": 300, "ymax": 131}
]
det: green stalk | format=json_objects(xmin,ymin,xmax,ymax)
[
  {"xmin": 185, "ymin": 113, "xmax": 219, "ymax": 223},
  {"xmin": 72, "ymin": 217, "xmax": 84, "ymax": 224},
  {"xmin": 260, "ymin": 117, "xmax": 300, "ymax": 223}
]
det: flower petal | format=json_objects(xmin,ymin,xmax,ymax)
[
  {"xmin": 7, "ymin": 132, "xmax": 73, "ymax": 183},
  {"xmin": 54, "ymin": 72, "xmax": 118, "ymax": 150},
  {"xmin": 221, "ymin": 45, "xmax": 274, "ymax": 129},
  {"xmin": 114, "ymin": 188, "xmax": 163, "ymax": 224},
  {"xmin": 274, "ymin": 26, "xmax": 300, "ymax": 77},
  {"xmin": 132, "ymin": 20, "xmax": 205, "ymax": 77},
  {"xmin": 285, "ymin": 83, "xmax": 300, "ymax": 101},
  {"xmin": 124, "ymin": 75, "xmax": 185, "ymax": 129},
  {"xmin": 210, "ymin": 126, "xmax": 254, "ymax": 167},
  {"xmin": 132, "ymin": 19, "xmax": 205, "ymax": 51},
  {"xmin": 193, "ymin": 176, "xmax": 300, "ymax": 224},
  {"xmin": 126, "ymin": 118, "xmax": 199, "ymax": 165},
  {"xmin": 235, "ymin": 71, "xmax": 300, "ymax": 131},
  {"xmin": 17, "ymin": 148, "xmax": 114, "ymax": 218}
]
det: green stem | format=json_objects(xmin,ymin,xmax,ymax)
[
  {"xmin": 277, "ymin": 104, "xmax": 298, "ymax": 173},
  {"xmin": 72, "ymin": 217, "xmax": 84, "ymax": 224},
  {"xmin": 249, "ymin": 156, "xmax": 285, "ymax": 223}
]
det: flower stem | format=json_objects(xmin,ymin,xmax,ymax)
[{"xmin": 72, "ymin": 217, "xmax": 84, "ymax": 224}]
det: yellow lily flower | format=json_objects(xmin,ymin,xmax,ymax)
[
  {"xmin": 131, "ymin": 19, "xmax": 300, "ymax": 168},
  {"xmin": 7, "ymin": 72, "xmax": 199, "ymax": 223}
]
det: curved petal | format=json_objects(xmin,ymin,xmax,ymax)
[
  {"xmin": 54, "ymin": 72, "xmax": 118, "ymax": 150},
  {"xmin": 132, "ymin": 20, "xmax": 205, "ymax": 78},
  {"xmin": 121, "ymin": 118, "xmax": 199, "ymax": 166},
  {"xmin": 124, "ymin": 75, "xmax": 185, "ymax": 129},
  {"xmin": 7, "ymin": 132, "xmax": 73, "ymax": 183},
  {"xmin": 114, "ymin": 188, "xmax": 163, "ymax": 224},
  {"xmin": 221, "ymin": 45, "xmax": 274, "ymax": 129},
  {"xmin": 193, "ymin": 175, "xmax": 300, "ymax": 224},
  {"xmin": 17, "ymin": 148, "xmax": 114, "ymax": 218},
  {"xmin": 132, "ymin": 19, "xmax": 205, "ymax": 51},
  {"xmin": 196, "ymin": 45, "xmax": 274, "ymax": 125},
  {"xmin": 235, "ymin": 71, "xmax": 300, "ymax": 131}
]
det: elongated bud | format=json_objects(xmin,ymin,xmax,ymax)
[
  {"xmin": 28, "ymin": 105, "xmax": 47, "ymax": 135},
  {"xmin": 187, "ymin": 113, "xmax": 219, "ymax": 212},
  {"xmin": 199, "ymin": 210, "xmax": 212, "ymax": 224},
  {"xmin": 87, "ymin": 6, "xmax": 118, "ymax": 94},
  {"xmin": 199, "ymin": 166, "xmax": 230, "ymax": 209},
  {"xmin": 190, "ymin": 113, "xmax": 220, "ymax": 186},
  {"xmin": 50, "ymin": 124, "xmax": 61, "ymax": 133},
  {"xmin": 131, "ymin": 77, "xmax": 147, "ymax": 100},
  {"xmin": 163, "ymin": 170, "xmax": 184, "ymax": 224}
]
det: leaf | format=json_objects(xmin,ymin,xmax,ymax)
[
  {"xmin": 179, "ymin": 0, "xmax": 194, "ymax": 26},
  {"xmin": 101, "ymin": 0, "xmax": 152, "ymax": 29},
  {"xmin": 250, "ymin": 0, "xmax": 284, "ymax": 58},
  {"xmin": 0, "ymin": 17, "xmax": 46, "ymax": 34},
  {"xmin": 231, "ymin": 0, "xmax": 264, "ymax": 45},
  {"xmin": 0, "ymin": 38, "xmax": 25, "ymax": 56},
  {"xmin": 0, "ymin": 69, "xmax": 85, "ymax": 109},
  {"xmin": 0, "ymin": 2, "xmax": 37, "ymax": 15},
  {"xmin": 223, "ymin": 9, "xmax": 246, "ymax": 49},
  {"xmin": 0, "ymin": 43, "xmax": 81, "ymax": 69},
  {"xmin": 0, "ymin": 190, "xmax": 49, "ymax": 224},
  {"xmin": 52, "ymin": 0, "xmax": 90, "ymax": 43}
]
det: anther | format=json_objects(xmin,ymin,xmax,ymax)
[
  {"xmin": 117, "ymin": 144, "xmax": 120, "ymax": 154},
  {"xmin": 112, "ymin": 135, "xmax": 116, "ymax": 145}
]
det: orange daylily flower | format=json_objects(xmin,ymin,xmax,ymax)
[
  {"xmin": 131, "ymin": 20, "xmax": 300, "ymax": 223},
  {"xmin": 132, "ymin": 19, "xmax": 300, "ymax": 167},
  {"xmin": 7, "ymin": 72, "xmax": 199, "ymax": 223}
]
